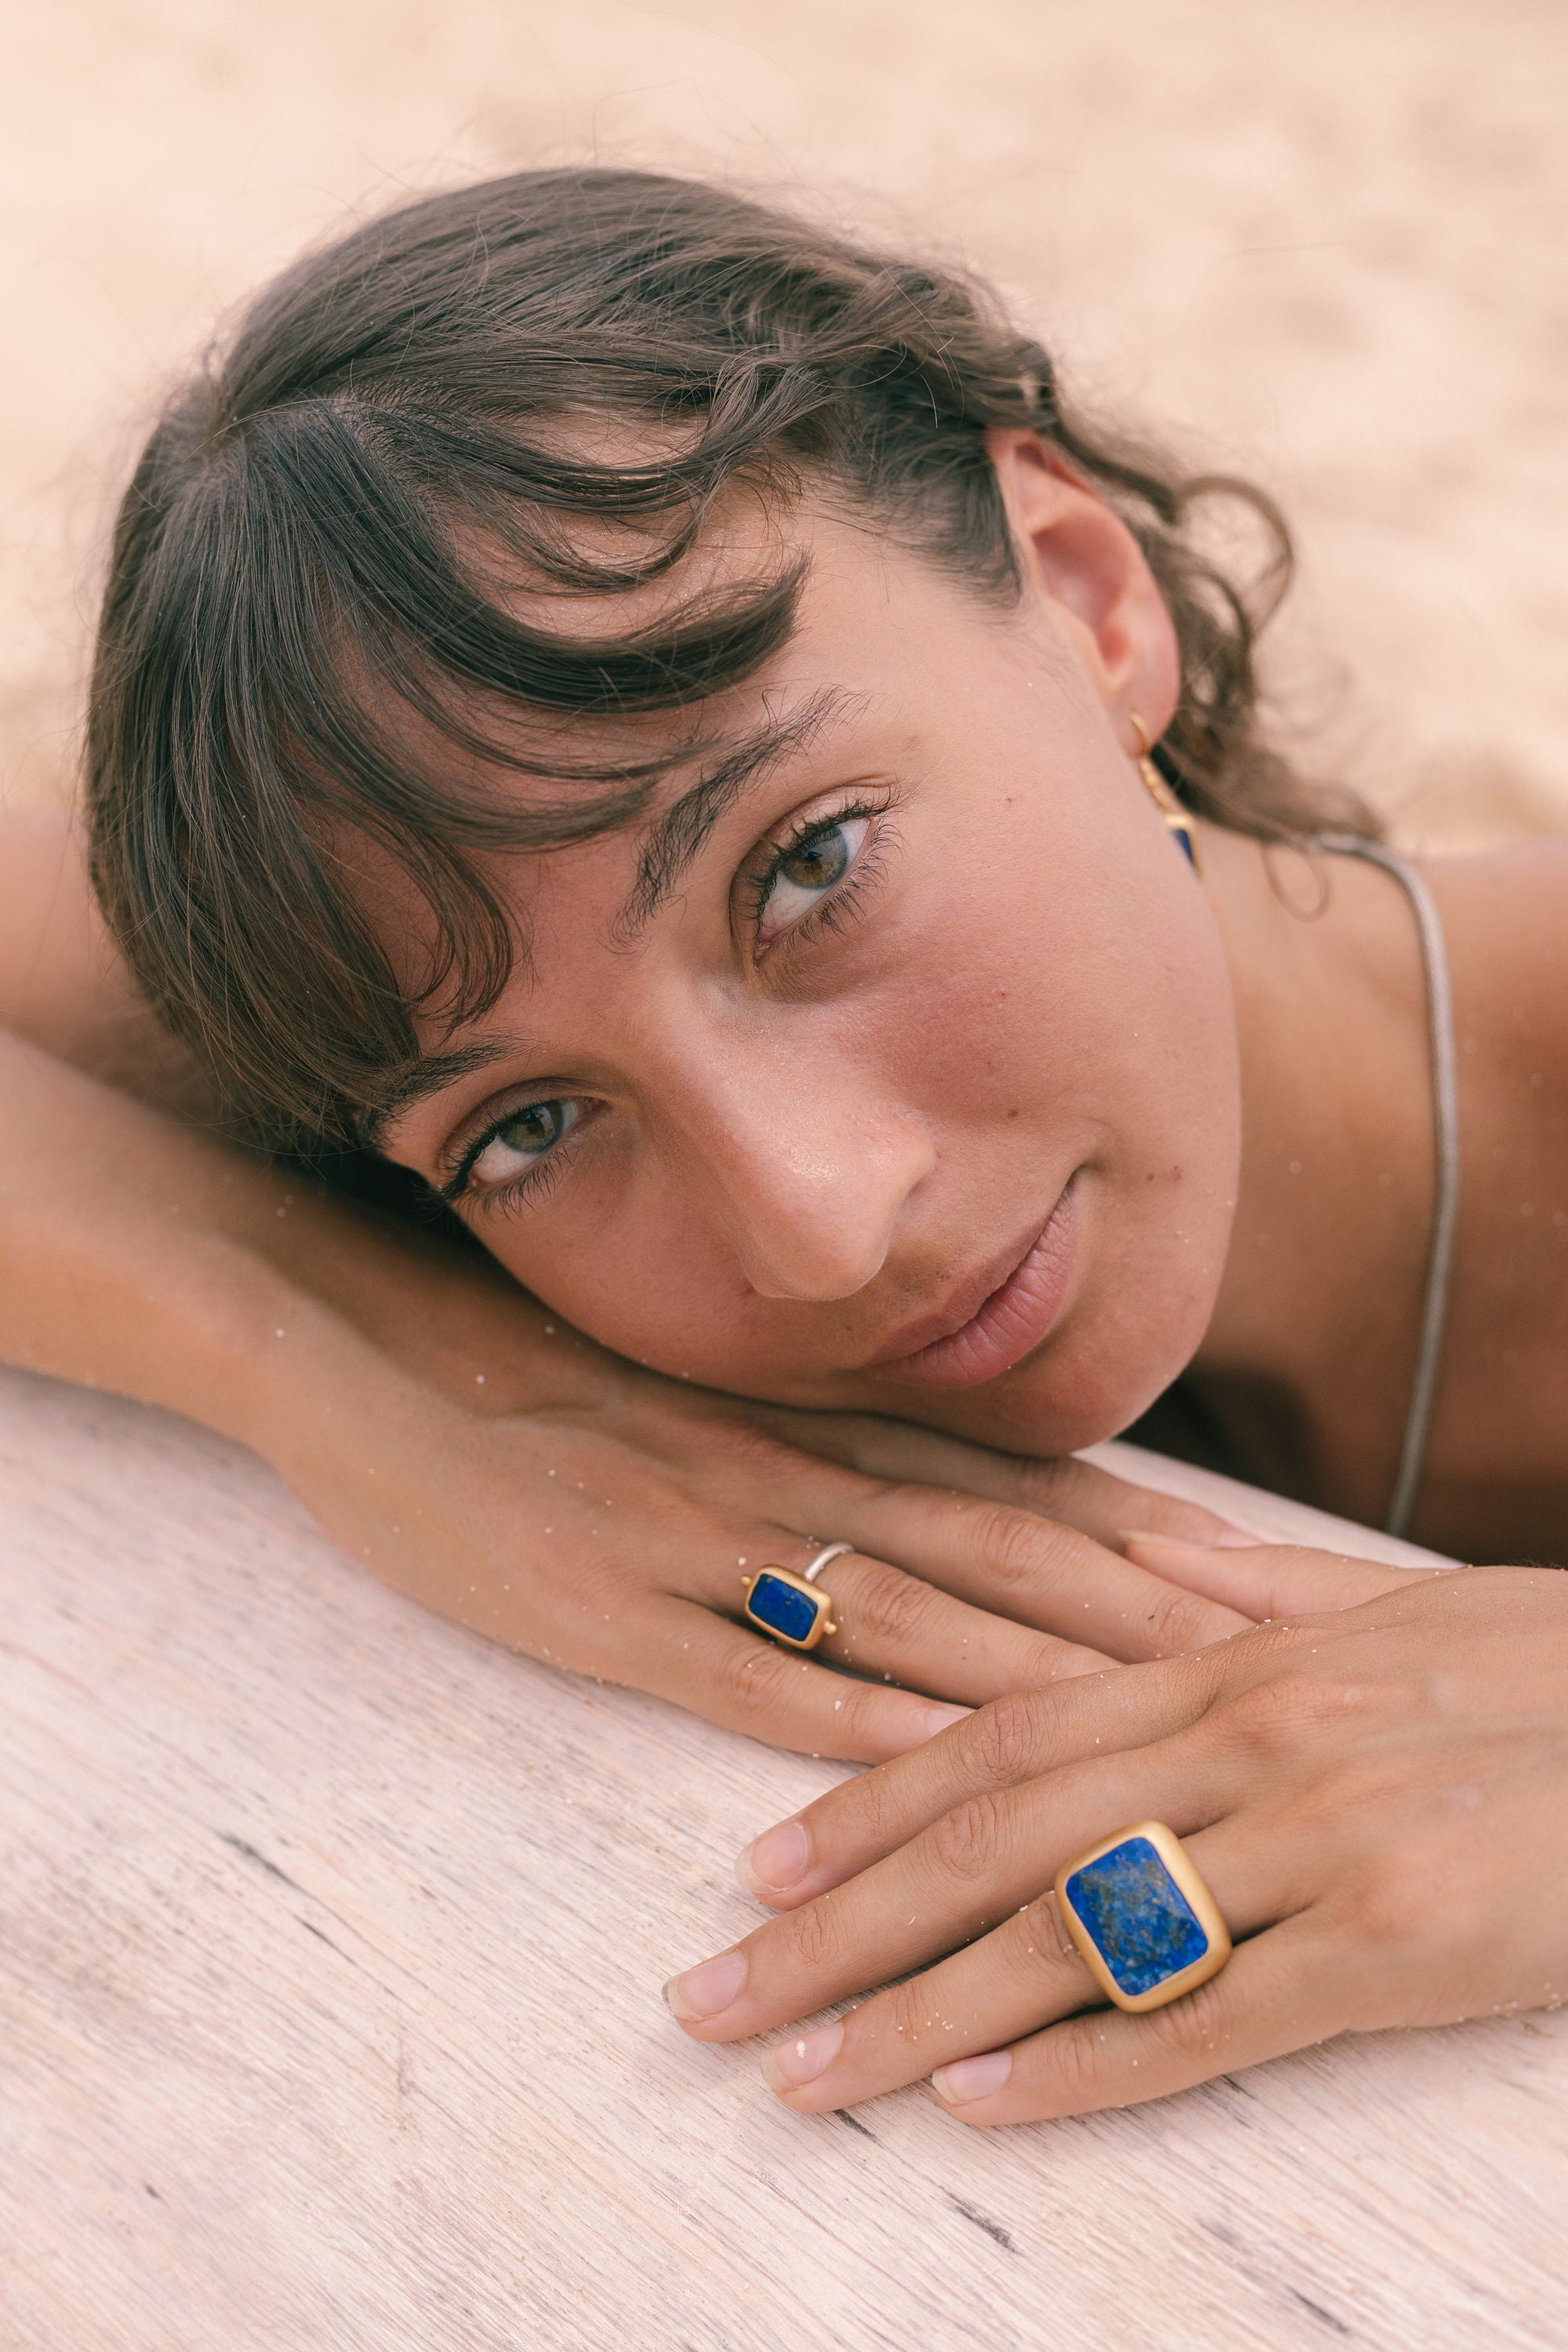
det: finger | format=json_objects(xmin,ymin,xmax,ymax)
[
  {"xmin": 744, "ymin": 1409, "xmax": 1250, "ymax": 1548},
  {"xmin": 667, "ymin": 1716, "xmax": 1238, "ymax": 2043},
  {"xmin": 761, "ymin": 1814, "xmax": 1291, "ymax": 2113},
  {"xmin": 832, "ymin": 1485, "xmax": 1254, "ymax": 1660},
  {"xmin": 637, "ymin": 1599, "xmax": 967, "ymax": 1765},
  {"xmin": 736, "ymin": 1658, "xmax": 1220, "ymax": 1906},
  {"xmin": 931, "ymin": 1915, "xmax": 1338, "ymax": 2124},
  {"xmin": 807, "ymin": 1549, "xmax": 1115, "ymax": 1699},
  {"xmin": 1122, "ymin": 1534, "xmax": 1444, "ymax": 1618}
]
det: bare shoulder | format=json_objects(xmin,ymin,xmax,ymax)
[
  {"xmin": 1425, "ymin": 836, "xmax": 1568, "ymax": 1065},
  {"xmin": 0, "ymin": 803, "xmax": 107, "ymax": 1044}
]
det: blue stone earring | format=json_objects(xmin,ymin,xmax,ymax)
[{"xmin": 1131, "ymin": 715, "xmax": 1201, "ymax": 874}]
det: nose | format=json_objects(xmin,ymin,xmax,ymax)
[{"xmin": 653, "ymin": 1031, "xmax": 936, "ymax": 1302}]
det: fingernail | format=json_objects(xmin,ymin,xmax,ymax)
[
  {"xmin": 1213, "ymin": 1529, "xmax": 1264, "ymax": 1549},
  {"xmin": 923, "ymin": 1703, "xmax": 970, "ymax": 1740},
  {"xmin": 931, "ymin": 2049, "xmax": 1013, "ymax": 2105},
  {"xmin": 662, "ymin": 1948, "xmax": 747, "ymax": 2021},
  {"xmin": 737, "ymin": 1816, "xmax": 810, "ymax": 1897},
  {"xmin": 761, "ymin": 2019, "xmax": 844, "ymax": 2091}
]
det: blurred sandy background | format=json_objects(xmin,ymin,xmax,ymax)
[{"xmin": 2, "ymin": 0, "xmax": 1566, "ymax": 847}]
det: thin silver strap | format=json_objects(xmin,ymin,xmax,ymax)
[
  {"xmin": 802, "ymin": 1541, "xmax": 853, "ymax": 1585},
  {"xmin": 1317, "ymin": 835, "xmax": 1461, "ymax": 1537}
]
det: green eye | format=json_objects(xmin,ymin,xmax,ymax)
[
  {"xmin": 758, "ymin": 814, "xmax": 871, "ymax": 944},
  {"xmin": 469, "ymin": 1097, "xmax": 581, "ymax": 1188},
  {"xmin": 501, "ymin": 1102, "xmax": 567, "ymax": 1151},
  {"xmin": 778, "ymin": 828, "xmax": 852, "ymax": 891}
]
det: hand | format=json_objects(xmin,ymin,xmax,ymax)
[
  {"xmin": 0, "ymin": 1018, "xmax": 1257, "ymax": 1771},
  {"xmin": 279, "ymin": 1346, "xmax": 1262, "ymax": 1764},
  {"xmin": 664, "ymin": 1541, "xmax": 1568, "ymax": 2108}
]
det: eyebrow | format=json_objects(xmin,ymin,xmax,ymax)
[
  {"xmin": 363, "ymin": 1039, "xmax": 523, "ymax": 1147},
  {"xmin": 616, "ymin": 684, "xmax": 857, "ymax": 937},
  {"xmin": 364, "ymin": 686, "xmax": 860, "ymax": 1144}
]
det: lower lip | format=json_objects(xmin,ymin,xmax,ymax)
[{"xmin": 879, "ymin": 1181, "xmax": 1081, "ymax": 1390}]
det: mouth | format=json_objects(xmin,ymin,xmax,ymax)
[{"xmin": 869, "ymin": 1176, "xmax": 1082, "ymax": 1390}]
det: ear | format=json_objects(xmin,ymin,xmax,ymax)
[{"xmin": 984, "ymin": 429, "xmax": 1180, "ymax": 749}]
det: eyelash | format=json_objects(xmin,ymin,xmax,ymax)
[
  {"xmin": 443, "ymin": 1114, "xmax": 586, "ymax": 1216},
  {"xmin": 447, "ymin": 794, "xmax": 895, "ymax": 1213},
  {"xmin": 744, "ymin": 794, "xmax": 894, "ymax": 952}
]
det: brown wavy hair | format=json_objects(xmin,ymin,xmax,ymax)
[{"xmin": 87, "ymin": 166, "xmax": 1371, "ymax": 1162}]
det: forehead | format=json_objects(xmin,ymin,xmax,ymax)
[{"xmin": 352, "ymin": 506, "xmax": 1030, "ymax": 1127}]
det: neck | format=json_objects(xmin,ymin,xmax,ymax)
[{"xmin": 1187, "ymin": 825, "xmax": 1437, "ymax": 1523}]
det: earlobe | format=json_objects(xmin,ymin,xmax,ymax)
[{"xmin": 983, "ymin": 428, "xmax": 1179, "ymax": 743}]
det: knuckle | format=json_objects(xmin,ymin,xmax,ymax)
[
  {"xmin": 1342, "ymin": 1847, "xmax": 1436, "ymax": 1951},
  {"xmin": 1037, "ymin": 2014, "xmax": 1106, "ymax": 2106},
  {"xmin": 1139, "ymin": 1584, "xmax": 1217, "ymax": 1657},
  {"xmin": 1014, "ymin": 1891, "xmax": 1076, "ymax": 1981},
  {"xmin": 1147, "ymin": 1968, "xmax": 1233, "ymax": 2062},
  {"xmin": 885, "ymin": 1972, "xmax": 950, "ymax": 2057},
  {"xmin": 719, "ymin": 1641, "xmax": 794, "ymax": 1722},
  {"xmin": 786, "ymin": 1894, "xmax": 849, "ymax": 1974},
  {"xmin": 931, "ymin": 1792, "xmax": 1006, "ymax": 1883},
  {"xmin": 843, "ymin": 1754, "xmax": 909, "ymax": 1842},
  {"xmin": 966, "ymin": 1502, "xmax": 1058, "ymax": 1588},
  {"xmin": 1006, "ymin": 1454, "xmax": 1076, "ymax": 1511},
  {"xmin": 736, "ymin": 1434, "xmax": 824, "ymax": 1494},
  {"xmin": 832, "ymin": 1678, "xmax": 919, "ymax": 1768},
  {"xmin": 1217, "ymin": 1673, "xmax": 1376, "ymax": 1758},
  {"xmin": 1285, "ymin": 1753, "xmax": 1392, "ymax": 1847},
  {"xmin": 847, "ymin": 1560, "xmax": 940, "ymax": 1649},
  {"xmin": 959, "ymin": 1692, "xmax": 1048, "ymax": 1787}
]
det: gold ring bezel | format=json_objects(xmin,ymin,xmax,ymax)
[
  {"xmin": 740, "ymin": 1564, "xmax": 839, "ymax": 1651},
  {"xmin": 1054, "ymin": 1819, "xmax": 1232, "ymax": 2014}
]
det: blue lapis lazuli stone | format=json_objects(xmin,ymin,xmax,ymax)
[
  {"xmin": 1064, "ymin": 1836, "xmax": 1209, "ymax": 1997},
  {"xmin": 746, "ymin": 1572, "xmax": 821, "ymax": 1645}
]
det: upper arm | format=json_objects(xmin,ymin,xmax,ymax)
[{"xmin": 0, "ymin": 804, "xmax": 214, "ymax": 1116}]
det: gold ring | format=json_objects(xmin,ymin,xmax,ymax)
[
  {"xmin": 740, "ymin": 1541, "xmax": 851, "ymax": 1651},
  {"xmin": 1054, "ymin": 1821, "xmax": 1232, "ymax": 2012}
]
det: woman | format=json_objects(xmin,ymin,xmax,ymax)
[{"xmin": 9, "ymin": 167, "xmax": 1568, "ymax": 2121}]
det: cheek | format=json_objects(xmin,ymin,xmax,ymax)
[
  {"xmin": 892, "ymin": 811, "xmax": 1232, "ymax": 1147},
  {"xmin": 469, "ymin": 1179, "xmax": 740, "ymax": 1373},
  {"xmin": 1005, "ymin": 923, "xmax": 1241, "ymax": 1446},
  {"xmin": 885, "ymin": 818, "xmax": 1241, "ymax": 1449}
]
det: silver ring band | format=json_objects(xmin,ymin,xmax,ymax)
[{"xmin": 802, "ymin": 1541, "xmax": 854, "ymax": 1585}]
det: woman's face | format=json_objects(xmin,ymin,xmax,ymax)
[{"xmin": 380, "ymin": 444, "xmax": 1242, "ymax": 1454}]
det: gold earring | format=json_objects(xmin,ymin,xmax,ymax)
[{"xmin": 1130, "ymin": 714, "xmax": 1201, "ymax": 874}]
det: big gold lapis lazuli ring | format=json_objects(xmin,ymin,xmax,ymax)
[
  {"xmin": 740, "ymin": 1542, "xmax": 849, "ymax": 1651},
  {"xmin": 1054, "ymin": 1821, "xmax": 1232, "ymax": 2014}
]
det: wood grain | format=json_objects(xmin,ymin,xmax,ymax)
[{"xmin": 0, "ymin": 1364, "xmax": 1561, "ymax": 2351}]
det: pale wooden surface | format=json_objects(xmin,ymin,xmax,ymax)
[
  {"xmin": 7, "ymin": 0, "xmax": 1568, "ymax": 857},
  {"xmin": 0, "ymin": 1360, "xmax": 1562, "ymax": 2352}
]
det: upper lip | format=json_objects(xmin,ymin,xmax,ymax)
[{"xmin": 861, "ymin": 1214, "xmax": 1050, "ymax": 1370}]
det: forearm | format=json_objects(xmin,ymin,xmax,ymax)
[{"xmin": 0, "ymin": 1027, "xmax": 601, "ymax": 1444}]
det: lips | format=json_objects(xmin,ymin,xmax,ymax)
[{"xmin": 871, "ymin": 1178, "xmax": 1081, "ymax": 1390}]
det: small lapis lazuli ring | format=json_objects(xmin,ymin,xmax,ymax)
[
  {"xmin": 740, "ymin": 1542, "xmax": 852, "ymax": 1651},
  {"xmin": 1054, "ymin": 1821, "xmax": 1233, "ymax": 2013}
]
